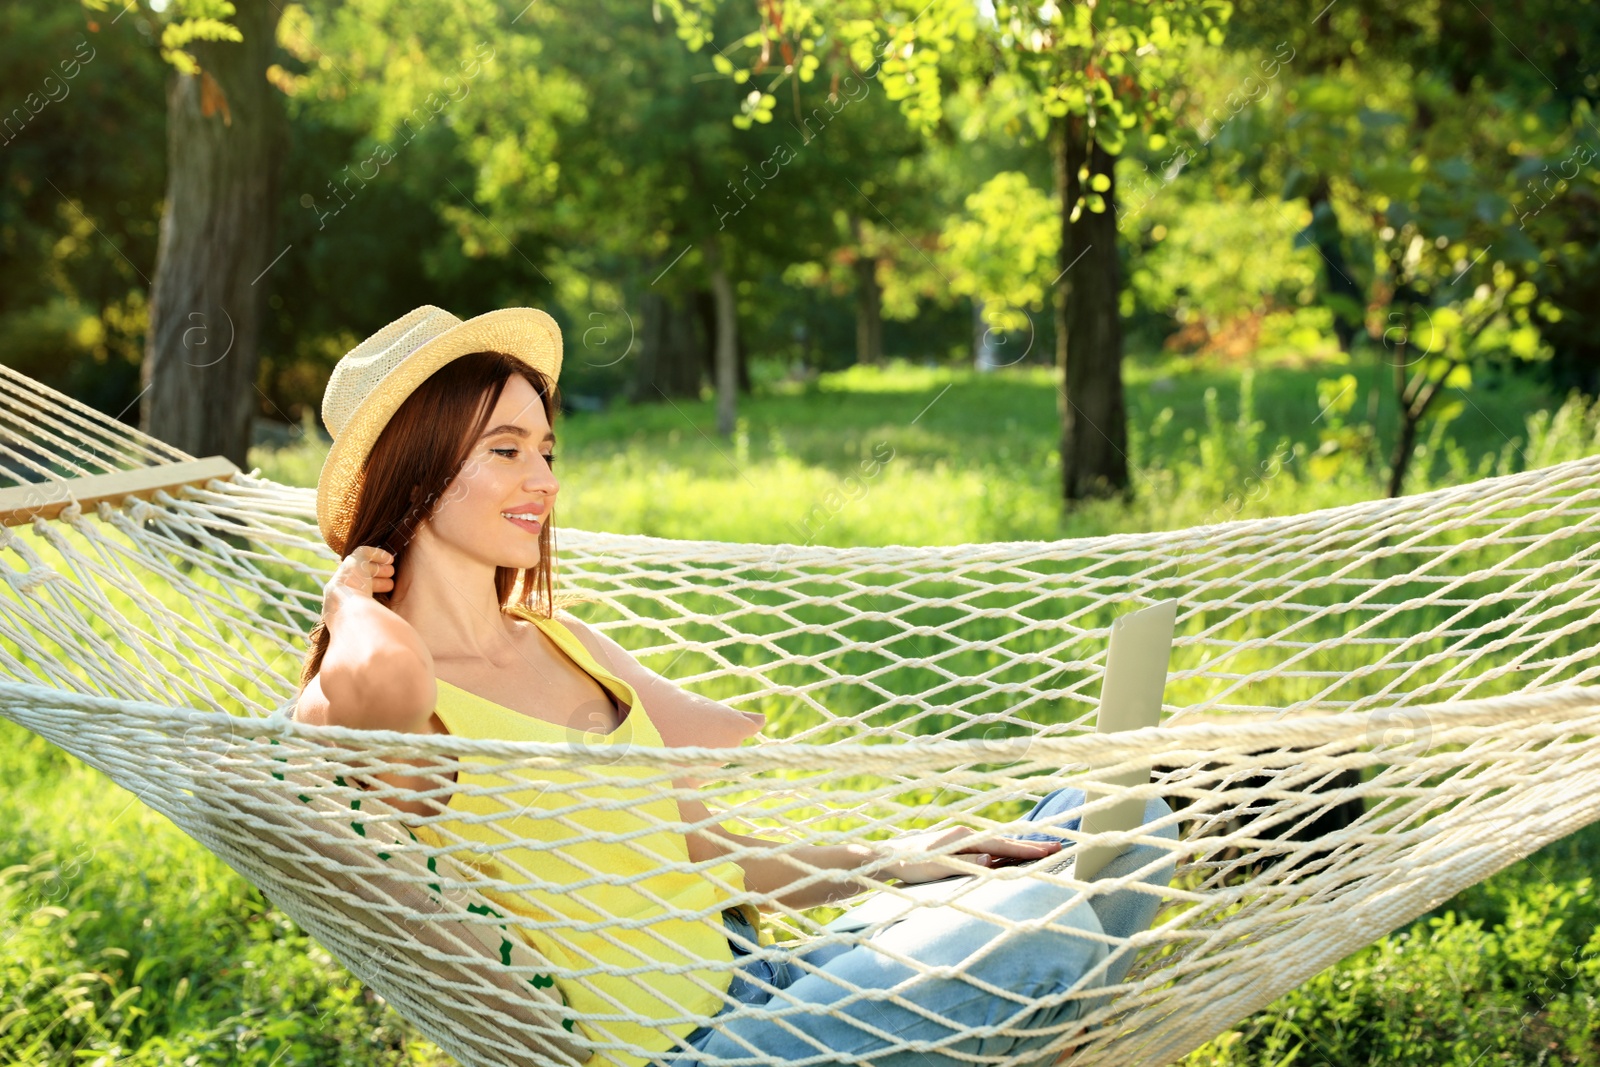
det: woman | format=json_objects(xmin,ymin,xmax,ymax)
[{"xmin": 295, "ymin": 305, "xmax": 1178, "ymax": 1067}]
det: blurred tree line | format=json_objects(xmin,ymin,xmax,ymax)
[{"xmin": 1, "ymin": 0, "xmax": 1596, "ymax": 500}]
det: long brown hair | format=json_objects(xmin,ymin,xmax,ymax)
[{"xmin": 299, "ymin": 350, "xmax": 590, "ymax": 690}]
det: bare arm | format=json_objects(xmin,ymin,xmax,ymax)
[
  {"xmin": 297, "ymin": 546, "xmax": 435, "ymax": 732},
  {"xmin": 556, "ymin": 613, "xmax": 765, "ymax": 749},
  {"xmin": 677, "ymin": 795, "xmax": 1063, "ymax": 911},
  {"xmin": 678, "ymin": 793, "xmax": 894, "ymax": 910}
]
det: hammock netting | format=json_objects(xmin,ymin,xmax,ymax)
[{"xmin": 2, "ymin": 361, "xmax": 1599, "ymax": 1067}]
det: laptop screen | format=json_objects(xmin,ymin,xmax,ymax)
[{"xmin": 1072, "ymin": 599, "xmax": 1177, "ymax": 879}]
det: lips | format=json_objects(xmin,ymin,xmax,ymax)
[{"xmin": 503, "ymin": 515, "xmax": 543, "ymax": 534}]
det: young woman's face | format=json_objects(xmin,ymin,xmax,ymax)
[{"xmin": 425, "ymin": 373, "xmax": 557, "ymax": 569}]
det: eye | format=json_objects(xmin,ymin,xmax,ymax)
[
  {"xmin": 490, "ymin": 447, "xmax": 519, "ymax": 458},
  {"xmin": 542, "ymin": 453, "xmax": 557, "ymax": 468}
]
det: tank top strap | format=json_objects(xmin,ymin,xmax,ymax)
[
  {"xmin": 505, "ymin": 605, "xmax": 663, "ymax": 745},
  {"xmin": 514, "ymin": 608, "xmax": 620, "ymax": 683}
]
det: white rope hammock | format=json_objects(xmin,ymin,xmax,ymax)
[{"xmin": 2, "ymin": 360, "xmax": 1599, "ymax": 1067}]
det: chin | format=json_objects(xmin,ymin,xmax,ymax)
[
  {"xmin": 480, "ymin": 538, "xmax": 541, "ymax": 571},
  {"xmin": 507, "ymin": 548, "xmax": 543, "ymax": 569}
]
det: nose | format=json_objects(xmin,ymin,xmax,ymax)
[{"xmin": 525, "ymin": 459, "xmax": 558, "ymax": 494}]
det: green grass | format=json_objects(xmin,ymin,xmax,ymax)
[
  {"xmin": 251, "ymin": 348, "xmax": 1565, "ymax": 546},
  {"xmin": 1188, "ymin": 824, "xmax": 1600, "ymax": 1067},
  {"xmin": 0, "ymin": 728, "xmax": 450, "ymax": 1066},
  {"xmin": 4, "ymin": 349, "xmax": 1597, "ymax": 1064}
]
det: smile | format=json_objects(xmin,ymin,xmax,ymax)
[{"xmin": 502, "ymin": 512, "xmax": 543, "ymax": 532}]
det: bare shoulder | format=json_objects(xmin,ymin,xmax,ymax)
[
  {"xmin": 294, "ymin": 662, "xmax": 436, "ymax": 733},
  {"xmin": 292, "ymin": 674, "xmax": 332, "ymax": 725},
  {"xmin": 552, "ymin": 610, "xmax": 640, "ymax": 678},
  {"xmin": 555, "ymin": 608, "xmax": 765, "ymax": 748}
]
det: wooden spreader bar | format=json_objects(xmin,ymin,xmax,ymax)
[{"xmin": 0, "ymin": 456, "xmax": 240, "ymax": 527}]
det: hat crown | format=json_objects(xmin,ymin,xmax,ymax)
[{"xmin": 321, "ymin": 305, "xmax": 465, "ymax": 440}]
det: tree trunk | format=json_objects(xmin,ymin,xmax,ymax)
[
  {"xmin": 973, "ymin": 298, "xmax": 995, "ymax": 370},
  {"xmin": 1053, "ymin": 113, "xmax": 1129, "ymax": 502},
  {"xmin": 850, "ymin": 214, "xmax": 883, "ymax": 366},
  {"xmin": 704, "ymin": 238, "xmax": 739, "ymax": 437},
  {"xmin": 1306, "ymin": 177, "xmax": 1364, "ymax": 354},
  {"xmin": 694, "ymin": 288, "xmax": 717, "ymax": 384},
  {"xmin": 691, "ymin": 289, "xmax": 751, "ymax": 394},
  {"xmin": 630, "ymin": 286, "xmax": 705, "ymax": 402},
  {"xmin": 141, "ymin": 0, "xmax": 286, "ymax": 466},
  {"xmin": 736, "ymin": 328, "xmax": 752, "ymax": 394},
  {"xmin": 1386, "ymin": 409, "xmax": 1420, "ymax": 499},
  {"xmin": 798, "ymin": 304, "xmax": 816, "ymax": 371}
]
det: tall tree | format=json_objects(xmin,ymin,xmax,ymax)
[
  {"xmin": 848, "ymin": 213, "xmax": 882, "ymax": 366},
  {"xmin": 470, "ymin": 0, "xmax": 781, "ymax": 424},
  {"xmin": 661, "ymin": 0, "xmax": 1230, "ymax": 501},
  {"xmin": 458, "ymin": 0, "xmax": 927, "ymax": 429},
  {"xmin": 758, "ymin": 77, "xmax": 942, "ymax": 372},
  {"xmin": 132, "ymin": 0, "xmax": 287, "ymax": 464},
  {"xmin": 1054, "ymin": 112, "xmax": 1127, "ymax": 496},
  {"xmin": 1219, "ymin": 0, "xmax": 1599, "ymax": 494}
]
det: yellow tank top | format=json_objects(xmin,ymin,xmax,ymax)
[{"xmin": 406, "ymin": 605, "xmax": 764, "ymax": 1067}]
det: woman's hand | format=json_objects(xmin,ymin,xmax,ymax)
[
  {"xmin": 323, "ymin": 545, "xmax": 395, "ymax": 624},
  {"xmin": 880, "ymin": 826, "xmax": 1063, "ymax": 885}
]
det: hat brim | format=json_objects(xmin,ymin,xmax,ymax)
[{"xmin": 315, "ymin": 307, "xmax": 563, "ymax": 556}]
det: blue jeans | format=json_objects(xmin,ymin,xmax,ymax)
[{"xmin": 657, "ymin": 787, "xmax": 1178, "ymax": 1067}]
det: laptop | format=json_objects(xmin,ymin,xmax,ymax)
[{"xmin": 829, "ymin": 600, "xmax": 1178, "ymax": 929}]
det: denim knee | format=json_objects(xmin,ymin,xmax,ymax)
[
  {"xmin": 1014, "ymin": 786, "xmax": 1174, "ymax": 845},
  {"xmin": 1084, "ymin": 797, "xmax": 1180, "ymax": 895},
  {"xmin": 1013, "ymin": 793, "xmax": 1178, "ymax": 943},
  {"xmin": 1018, "ymin": 785, "xmax": 1088, "ymax": 838}
]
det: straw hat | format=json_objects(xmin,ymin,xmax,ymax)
[{"xmin": 315, "ymin": 305, "xmax": 563, "ymax": 556}]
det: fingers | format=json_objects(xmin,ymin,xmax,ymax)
[
  {"xmin": 369, "ymin": 548, "xmax": 396, "ymax": 593},
  {"xmin": 352, "ymin": 547, "xmax": 394, "ymax": 573},
  {"xmin": 328, "ymin": 547, "xmax": 397, "ymax": 601},
  {"xmin": 935, "ymin": 826, "xmax": 1061, "ymax": 859},
  {"xmin": 889, "ymin": 828, "xmax": 1063, "ymax": 883},
  {"xmin": 360, "ymin": 557, "xmax": 395, "ymax": 587},
  {"xmin": 975, "ymin": 836, "xmax": 1062, "ymax": 859},
  {"xmin": 353, "ymin": 546, "xmax": 394, "ymax": 572},
  {"xmin": 942, "ymin": 832, "xmax": 1062, "ymax": 870}
]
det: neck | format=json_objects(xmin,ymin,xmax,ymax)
[{"xmin": 387, "ymin": 531, "xmax": 523, "ymax": 667}]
